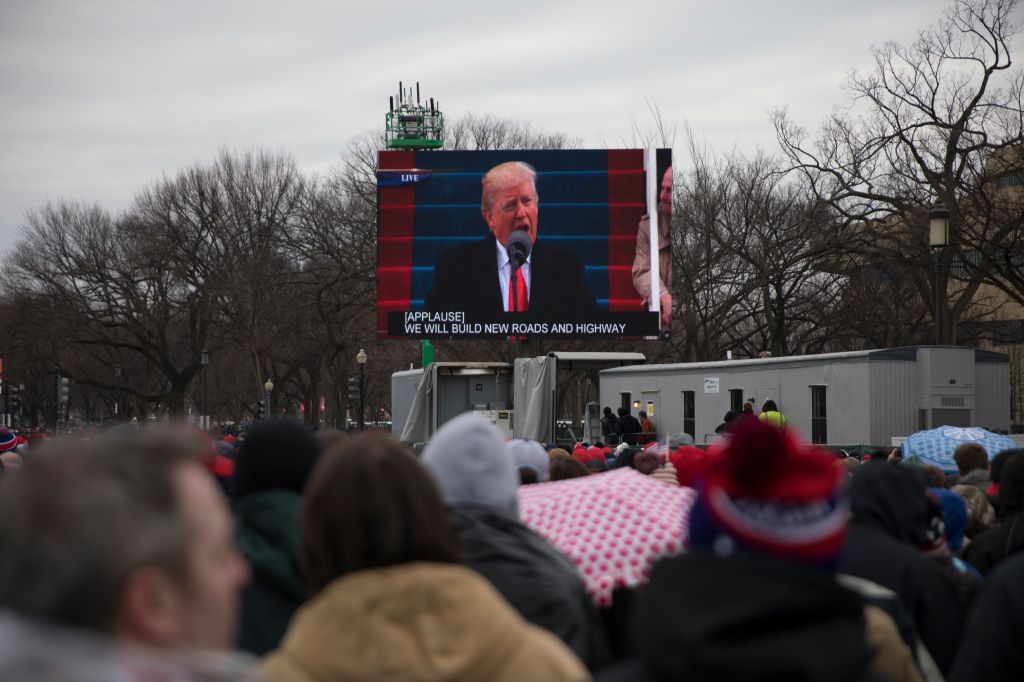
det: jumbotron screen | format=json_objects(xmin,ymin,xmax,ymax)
[{"xmin": 376, "ymin": 148, "xmax": 671, "ymax": 339}]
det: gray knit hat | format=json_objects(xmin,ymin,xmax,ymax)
[{"xmin": 421, "ymin": 412, "xmax": 519, "ymax": 518}]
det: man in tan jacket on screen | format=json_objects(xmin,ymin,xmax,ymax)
[{"xmin": 632, "ymin": 166, "xmax": 672, "ymax": 327}]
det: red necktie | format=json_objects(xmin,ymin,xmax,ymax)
[{"xmin": 508, "ymin": 267, "xmax": 529, "ymax": 312}]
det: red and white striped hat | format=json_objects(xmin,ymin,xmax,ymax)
[{"xmin": 0, "ymin": 428, "xmax": 18, "ymax": 452}]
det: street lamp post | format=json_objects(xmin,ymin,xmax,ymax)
[
  {"xmin": 929, "ymin": 201, "xmax": 950, "ymax": 346},
  {"xmin": 52, "ymin": 368, "xmax": 60, "ymax": 428},
  {"xmin": 200, "ymin": 350, "xmax": 209, "ymax": 430},
  {"xmin": 356, "ymin": 348, "xmax": 367, "ymax": 430},
  {"xmin": 264, "ymin": 378, "xmax": 274, "ymax": 420},
  {"xmin": 114, "ymin": 365, "xmax": 122, "ymax": 419}
]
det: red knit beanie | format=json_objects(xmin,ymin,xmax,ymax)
[
  {"xmin": 688, "ymin": 417, "xmax": 848, "ymax": 568},
  {"xmin": 0, "ymin": 428, "xmax": 18, "ymax": 452}
]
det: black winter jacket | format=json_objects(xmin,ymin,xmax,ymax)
[
  {"xmin": 844, "ymin": 463, "xmax": 966, "ymax": 675},
  {"xmin": 949, "ymin": 551, "xmax": 1024, "ymax": 682},
  {"xmin": 964, "ymin": 452, "xmax": 1024, "ymax": 577},
  {"xmin": 234, "ymin": 490, "xmax": 306, "ymax": 655},
  {"xmin": 451, "ymin": 505, "xmax": 611, "ymax": 672},
  {"xmin": 596, "ymin": 551, "xmax": 878, "ymax": 682}
]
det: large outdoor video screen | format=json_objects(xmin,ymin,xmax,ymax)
[{"xmin": 377, "ymin": 148, "xmax": 671, "ymax": 339}]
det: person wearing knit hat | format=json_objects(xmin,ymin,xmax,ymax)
[
  {"xmin": 0, "ymin": 429, "xmax": 22, "ymax": 473},
  {"xmin": 688, "ymin": 415, "xmax": 847, "ymax": 567},
  {"xmin": 930, "ymin": 488, "xmax": 968, "ymax": 554},
  {"xmin": 596, "ymin": 417, "xmax": 902, "ymax": 682},
  {"xmin": 507, "ymin": 439, "xmax": 550, "ymax": 484},
  {"xmin": 635, "ymin": 443, "xmax": 678, "ymax": 486},
  {"xmin": 423, "ymin": 413, "xmax": 610, "ymax": 670},
  {"xmin": 422, "ymin": 413, "xmax": 519, "ymax": 517},
  {"xmin": 668, "ymin": 445, "xmax": 710, "ymax": 487},
  {"xmin": 920, "ymin": 488, "xmax": 984, "ymax": 620},
  {"xmin": 660, "ymin": 433, "xmax": 687, "ymax": 450},
  {"xmin": 233, "ymin": 420, "xmax": 323, "ymax": 655},
  {"xmin": 0, "ymin": 428, "xmax": 17, "ymax": 453}
]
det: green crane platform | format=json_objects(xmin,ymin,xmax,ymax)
[{"xmin": 385, "ymin": 81, "xmax": 444, "ymax": 150}]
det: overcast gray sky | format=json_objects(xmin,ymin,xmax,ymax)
[{"xmin": 0, "ymin": 0, "xmax": 1013, "ymax": 248}]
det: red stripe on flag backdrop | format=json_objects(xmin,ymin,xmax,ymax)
[
  {"xmin": 606, "ymin": 150, "xmax": 646, "ymax": 312},
  {"xmin": 376, "ymin": 151, "xmax": 416, "ymax": 336}
]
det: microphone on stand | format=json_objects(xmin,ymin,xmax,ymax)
[{"xmin": 507, "ymin": 231, "xmax": 532, "ymax": 312}]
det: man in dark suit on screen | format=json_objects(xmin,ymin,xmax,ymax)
[{"xmin": 424, "ymin": 161, "xmax": 598, "ymax": 318}]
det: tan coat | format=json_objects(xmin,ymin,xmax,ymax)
[
  {"xmin": 863, "ymin": 605, "xmax": 925, "ymax": 682},
  {"xmin": 262, "ymin": 562, "xmax": 588, "ymax": 682},
  {"xmin": 631, "ymin": 213, "xmax": 671, "ymax": 306}
]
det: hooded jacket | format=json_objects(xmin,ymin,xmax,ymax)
[
  {"xmin": 964, "ymin": 452, "xmax": 1024, "ymax": 576},
  {"xmin": 843, "ymin": 463, "xmax": 965, "ymax": 675},
  {"xmin": 617, "ymin": 414, "xmax": 642, "ymax": 445},
  {"xmin": 595, "ymin": 551, "xmax": 877, "ymax": 682},
  {"xmin": 601, "ymin": 412, "xmax": 619, "ymax": 438},
  {"xmin": 234, "ymin": 489, "xmax": 305, "ymax": 655},
  {"xmin": 422, "ymin": 413, "xmax": 610, "ymax": 669},
  {"xmin": 451, "ymin": 506, "xmax": 610, "ymax": 671},
  {"xmin": 262, "ymin": 562, "xmax": 587, "ymax": 682},
  {"xmin": 232, "ymin": 421, "xmax": 321, "ymax": 655}
]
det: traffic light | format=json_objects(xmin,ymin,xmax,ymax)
[
  {"xmin": 8, "ymin": 384, "xmax": 19, "ymax": 411},
  {"xmin": 347, "ymin": 376, "xmax": 360, "ymax": 403},
  {"xmin": 59, "ymin": 377, "xmax": 70, "ymax": 405},
  {"xmin": 256, "ymin": 399, "xmax": 266, "ymax": 420}
]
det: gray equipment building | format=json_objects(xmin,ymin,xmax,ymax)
[
  {"xmin": 599, "ymin": 346, "xmax": 1010, "ymax": 446},
  {"xmin": 393, "ymin": 352, "xmax": 646, "ymax": 444}
]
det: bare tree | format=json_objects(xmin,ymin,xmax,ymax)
[
  {"xmin": 665, "ymin": 138, "xmax": 855, "ymax": 360},
  {"xmin": 445, "ymin": 113, "xmax": 583, "ymax": 151},
  {"xmin": 774, "ymin": 0, "xmax": 1024, "ymax": 342},
  {"xmin": 1, "ymin": 200, "xmax": 216, "ymax": 416}
]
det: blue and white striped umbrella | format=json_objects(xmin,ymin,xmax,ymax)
[{"xmin": 903, "ymin": 426, "xmax": 1018, "ymax": 473}]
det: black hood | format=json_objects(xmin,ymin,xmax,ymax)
[
  {"xmin": 849, "ymin": 462, "xmax": 931, "ymax": 545},
  {"xmin": 631, "ymin": 551, "xmax": 871, "ymax": 682},
  {"xmin": 998, "ymin": 452, "xmax": 1024, "ymax": 518}
]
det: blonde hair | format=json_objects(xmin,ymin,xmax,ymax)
[{"xmin": 481, "ymin": 161, "xmax": 537, "ymax": 212}]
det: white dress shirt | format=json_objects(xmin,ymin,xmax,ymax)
[{"xmin": 495, "ymin": 239, "xmax": 532, "ymax": 312}]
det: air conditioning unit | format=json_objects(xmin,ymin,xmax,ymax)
[{"xmin": 473, "ymin": 409, "xmax": 514, "ymax": 439}]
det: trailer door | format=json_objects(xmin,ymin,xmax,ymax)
[{"xmin": 642, "ymin": 390, "xmax": 660, "ymax": 439}]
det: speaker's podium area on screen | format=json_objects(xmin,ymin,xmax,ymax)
[{"xmin": 376, "ymin": 143, "xmax": 671, "ymax": 340}]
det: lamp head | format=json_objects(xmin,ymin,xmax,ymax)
[{"xmin": 929, "ymin": 201, "xmax": 950, "ymax": 249}]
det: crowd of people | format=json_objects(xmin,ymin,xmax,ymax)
[
  {"xmin": 600, "ymin": 406, "xmax": 657, "ymax": 445},
  {"xmin": 0, "ymin": 410, "xmax": 1020, "ymax": 681}
]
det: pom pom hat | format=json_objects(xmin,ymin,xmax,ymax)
[
  {"xmin": 0, "ymin": 428, "xmax": 17, "ymax": 453},
  {"xmin": 688, "ymin": 417, "xmax": 849, "ymax": 569}
]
